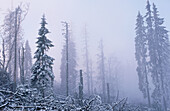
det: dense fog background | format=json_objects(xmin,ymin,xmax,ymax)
[{"xmin": 0, "ymin": 0, "xmax": 170, "ymax": 103}]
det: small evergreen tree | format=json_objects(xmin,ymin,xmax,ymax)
[{"xmin": 31, "ymin": 15, "xmax": 54, "ymax": 97}]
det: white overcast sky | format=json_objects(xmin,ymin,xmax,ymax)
[{"xmin": 0, "ymin": 0, "xmax": 170, "ymax": 102}]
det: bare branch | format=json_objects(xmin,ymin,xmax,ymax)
[{"xmin": 4, "ymin": 41, "xmax": 14, "ymax": 72}]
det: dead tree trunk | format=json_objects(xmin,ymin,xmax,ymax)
[
  {"xmin": 2, "ymin": 38, "xmax": 5, "ymax": 70},
  {"xmin": 21, "ymin": 46, "xmax": 25, "ymax": 85},
  {"xmin": 90, "ymin": 60, "xmax": 93, "ymax": 95},
  {"xmin": 13, "ymin": 8, "xmax": 19, "ymax": 92},
  {"xmin": 19, "ymin": 46, "xmax": 25, "ymax": 85},
  {"xmin": 84, "ymin": 26, "xmax": 90, "ymax": 95},
  {"xmin": 62, "ymin": 21, "xmax": 69, "ymax": 96},
  {"xmin": 100, "ymin": 40, "xmax": 106, "ymax": 102},
  {"xmin": 107, "ymin": 83, "xmax": 110, "ymax": 103},
  {"xmin": 79, "ymin": 70, "xmax": 83, "ymax": 106}
]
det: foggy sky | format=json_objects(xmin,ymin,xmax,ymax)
[{"xmin": 0, "ymin": 0, "xmax": 170, "ymax": 102}]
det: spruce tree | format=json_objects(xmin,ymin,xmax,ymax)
[
  {"xmin": 31, "ymin": 15, "xmax": 55, "ymax": 97},
  {"xmin": 135, "ymin": 12, "xmax": 151, "ymax": 107},
  {"xmin": 150, "ymin": 3, "xmax": 170, "ymax": 111}
]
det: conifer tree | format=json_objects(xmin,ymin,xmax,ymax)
[
  {"xmin": 135, "ymin": 1, "xmax": 170, "ymax": 110},
  {"xmin": 150, "ymin": 3, "xmax": 170, "ymax": 111},
  {"xmin": 135, "ymin": 12, "xmax": 151, "ymax": 107},
  {"xmin": 31, "ymin": 15, "xmax": 55, "ymax": 97}
]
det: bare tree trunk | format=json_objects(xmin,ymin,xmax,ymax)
[
  {"xmin": 100, "ymin": 40, "xmax": 106, "ymax": 102},
  {"xmin": 13, "ymin": 8, "xmax": 18, "ymax": 92},
  {"xmin": 2, "ymin": 38, "xmax": 5, "ymax": 69},
  {"xmin": 19, "ymin": 47, "xmax": 21, "ymax": 83},
  {"xmin": 90, "ymin": 61, "xmax": 93, "ymax": 95},
  {"xmin": 5, "ymin": 42, "xmax": 14, "ymax": 72},
  {"xmin": 144, "ymin": 64, "xmax": 151, "ymax": 107},
  {"xmin": 84, "ymin": 26, "xmax": 90, "ymax": 95},
  {"xmin": 22, "ymin": 46, "xmax": 25, "ymax": 85},
  {"xmin": 66, "ymin": 23, "xmax": 69, "ymax": 97},
  {"xmin": 107, "ymin": 83, "xmax": 110, "ymax": 103},
  {"xmin": 19, "ymin": 46, "xmax": 25, "ymax": 85},
  {"xmin": 62, "ymin": 22, "xmax": 69, "ymax": 96},
  {"xmin": 79, "ymin": 70, "xmax": 83, "ymax": 106}
]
